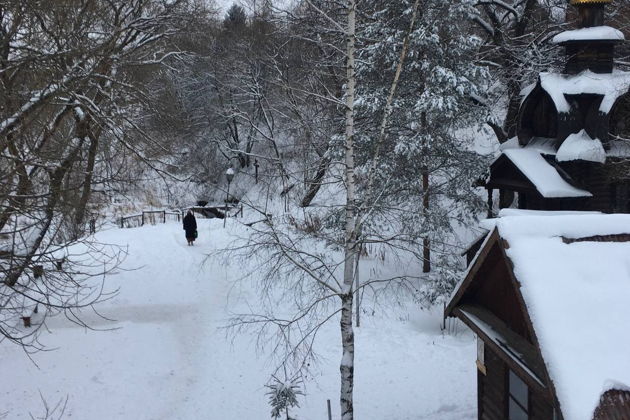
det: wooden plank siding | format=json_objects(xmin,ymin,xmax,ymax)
[
  {"xmin": 559, "ymin": 161, "xmax": 612, "ymax": 212},
  {"xmin": 479, "ymin": 347, "xmax": 507, "ymax": 420},
  {"xmin": 480, "ymin": 347, "xmax": 555, "ymax": 420},
  {"xmin": 593, "ymin": 389, "xmax": 630, "ymax": 420},
  {"xmin": 530, "ymin": 387, "xmax": 556, "ymax": 420}
]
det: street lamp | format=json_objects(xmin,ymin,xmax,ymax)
[
  {"xmin": 224, "ymin": 168, "xmax": 235, "ymax": 228},
  {"xmin": 254, "ymin": 159, "xmax": 259, "ymax": 184}
]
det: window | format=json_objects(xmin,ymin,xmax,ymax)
[{"xmin": 508, "ymin": 370, "xmax": 529, "ymax": 420}]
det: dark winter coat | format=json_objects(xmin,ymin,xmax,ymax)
[{"xmin": 183, "ymin": 213, "xmax": 197, "ymax": 239}]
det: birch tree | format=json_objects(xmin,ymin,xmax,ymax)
[
  {"xmin": 225, "ymin": 1, "xmax": 482, "ymax": 418},
  {"xmin": 340, "ymin": 1, "xmax": 357, "ymax": 416}
]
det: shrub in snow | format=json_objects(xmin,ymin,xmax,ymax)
[{"xmin": 266, "ymin": 375, "xmax": 304, "ymax": 420}]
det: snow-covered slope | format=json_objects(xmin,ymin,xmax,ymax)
[{"xmin": 0, "ymin": 219, "xmax": 476, "ymax": 419}]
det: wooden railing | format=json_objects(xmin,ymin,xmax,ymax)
[
  {"xmin": 120, "ymin": 210, "xmax": 181, "ymax": 228},
  {"xmin": 119, "ymin": 205, "xmax": 243, "ymax": 229}
]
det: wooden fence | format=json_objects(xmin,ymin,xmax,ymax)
[
  {"xmin": 120, "ymin": 210, "xmax": 181, "ymax": 229},
  {"xmin": 190, "ymin": 204, "xmax": 244, "ymax": 219}
]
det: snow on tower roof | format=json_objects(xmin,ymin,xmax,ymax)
[
  {"xmin": 556, "ymin": 130, "xmax": 606, "ymax": 163},
  {"xmin": 502, "ymin": 149, "xmax": 592, "ymax": 198},
  {"xmin": 497, "ymin": 213, "xmax": 630, "ymax": 420},
  {"xmin": 500, "ymin": 137, "xmax": 558, "ymax": 155},
  {"xmin": 501, "ymin": 136, "xmax": 630, "ymax": 160},
  {"xmin": 552, "ymin": 26, "xmax": 625, "ymax": 44},
  {"xmin": 539, "ymin": 70, "xmax": 630, "ymax": 113}
]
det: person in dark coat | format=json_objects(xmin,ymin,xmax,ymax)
[{"xmin": 183, "ymin": 210, "xmax": 197, "ymax": 246}]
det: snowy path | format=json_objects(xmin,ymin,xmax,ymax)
[{"xmin": 0, "ymin": 219, "xmax": 476, "ymax": 419}]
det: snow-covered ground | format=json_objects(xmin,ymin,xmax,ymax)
[{"xmin": 0, "ymin": 218, "xmax": 476, "ymax": 419}]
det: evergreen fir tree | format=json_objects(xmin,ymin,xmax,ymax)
[
  {"xmin": 354, "ymin": 0, "xmax": 490, "ymax": 301},
  {"xmin": 266, "ymin": 375, "xmax": 304, "ymax": 420}
]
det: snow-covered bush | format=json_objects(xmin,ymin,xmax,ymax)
[{"xmin": 266, "ymin": 375, "xmax": 304, "ymax": 420}]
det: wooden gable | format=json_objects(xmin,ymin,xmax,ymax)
[
  {"xmin": 448, "ymin": 230, "xmax": 533, "ymax": 342},
  {"xmin": 487, "ymin": 154, "xmax": 541, "ymax": 195},
  {"xmin": 518, "ymin": 83, "xmax": 558, "ymax": 145},
  {"xmin": 446, "ymin": 228, "xmax": 561, "ymax": 417}
]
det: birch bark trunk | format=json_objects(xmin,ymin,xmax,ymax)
[
  {"xmin": 421, "ymin": 111, "xmax": 430, "ymax": 273},
  {"xmin": 340, "ymin": 0, "xmax": 357, "ymax": 418},
  {"xmin": 422, "ymin": 170, "xmax": 430, "ymax": 273}
]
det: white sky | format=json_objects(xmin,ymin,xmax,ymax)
[{"xmin": 212, "ymin": 0, "xmax": 293, "ymax": 15}]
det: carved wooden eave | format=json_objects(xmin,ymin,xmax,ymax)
[{"xmin": 570, "ymin": 0, "xmax": 611, "ymax": 5}]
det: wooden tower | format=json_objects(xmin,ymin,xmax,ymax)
[{"xmin": 484, "ymin": 0, "xmax": 630, "ymax": 215}]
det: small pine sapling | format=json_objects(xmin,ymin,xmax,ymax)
[{"xmin": 265, "ymin": 375, "xmax": 304, "ymax": 420}]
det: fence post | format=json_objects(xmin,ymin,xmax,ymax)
[
  {"xmin": 120, "ymin": 216, "xmax": 124, "ymax": 228},
  {"xmin": 327, "ymin": 399, "xmax": 332, "ymax": 420},
  {"xmin": 141, "ymin": 212, "xmax": 144, "ymax": 226},
  {"xmin": 163, "ymin": 210, "xmax": 166, "ymax": 224}
]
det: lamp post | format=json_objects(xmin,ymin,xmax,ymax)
[
  {"xmin": 224, "ymin": 168, "xmax": 235, "ymax": 228},
  {"xmin": 254, "ymin": 159, "xmax": 259, "ymax": 184}
]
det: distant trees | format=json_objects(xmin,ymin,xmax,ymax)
[
  {"xmin": 224, "ymin": 4, "xmax": 247, "ymax": 30},
  {"xmin": 162, "ymin": 0, "xmax": 344, "ymax": 204}
]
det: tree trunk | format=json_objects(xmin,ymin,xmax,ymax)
[
  {"xmin": 74, "ymin": 128, "xmax": 100, "ymax": 233},
  {"xmin": 5, "ymin": 138, "xmax": 85, "ymax": 287},
  {"xmin": 340, "ymin": 1, "xmax": 357, "ymax": 419},
  {"xmin": 503, "ymin": 79, "xmax": 523, "ymax": 138},
  {"xmin": 300, "ymin": 155, "xmax": 330, "ymax": 207},
  {"xmin": 340, "ymin": 293, "xmax": 355, "ymax": 420},
  {"xmin": 422, "ymin": 170, "xmax": 430, "ymax": 273},
  {"xmin": 0, "ymin": 136, "xmax": 30, "ymax": 232}
]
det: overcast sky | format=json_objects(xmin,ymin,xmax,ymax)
[{"xmin": 212, "ymin": 0, "xmax": 293, "ymax": 16}]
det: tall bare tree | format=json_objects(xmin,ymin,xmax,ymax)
[{"xmin": 0, "ymin": 0, "xmax": 206, "ymax": 349}]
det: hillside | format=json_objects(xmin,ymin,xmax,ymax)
[{"xmin": 0, "ymin": 217, "xmax": 476, "ymax": 419}]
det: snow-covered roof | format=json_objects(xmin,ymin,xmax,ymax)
[
  {"xmin": 477, "ymin": 209, "xmax": 601, "ymax": 247},
  {"xmin": 502, "ymin": 134, "xmax": 630, "ymax": 161},
  {"xmin": 539, "ymin": 70, "xmax": 630, "ymax": 113},
  {"xmin": 556, "ymin": 130, "xmax": 606, "ymax": 163},
  {"xmin": 499, "ymin": 137, "xmax": 520, "ymax": 152},
  {"xmin": 502, "ymin": 149, "xmax": 592, "ymax": 198},
  {"xmin": 526, "ymin": 137, "xmax": 557, "ymax": 155},
  {"xmin": 520, "ymin": 82, "xmax": 536, "ymax": 104},
  {"xmin": 552, "ymin": 26, "xmax": 625, "ymax": 44},
  {"xmin": 497, "ymin": 214, "xmax": 630, "ymax": 420},
  {"xmin": 498, "ymin": 208, "xmax": 601, "ymax": 218},
  {"xmin": 500, "ymin": 137, "xmax": 557, "ymax": 155}
]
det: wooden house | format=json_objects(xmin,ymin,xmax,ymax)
[
  {"xmin": 445, "ymin": 213, "xmax": 630, "ymax": 420},
  {"xmin": 448, "ymin": 2, "xmax": 630, "ymax": 418},
  {"xmin": 484, "ymin": 0, "xmax": 630, "ymax": 216}
]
